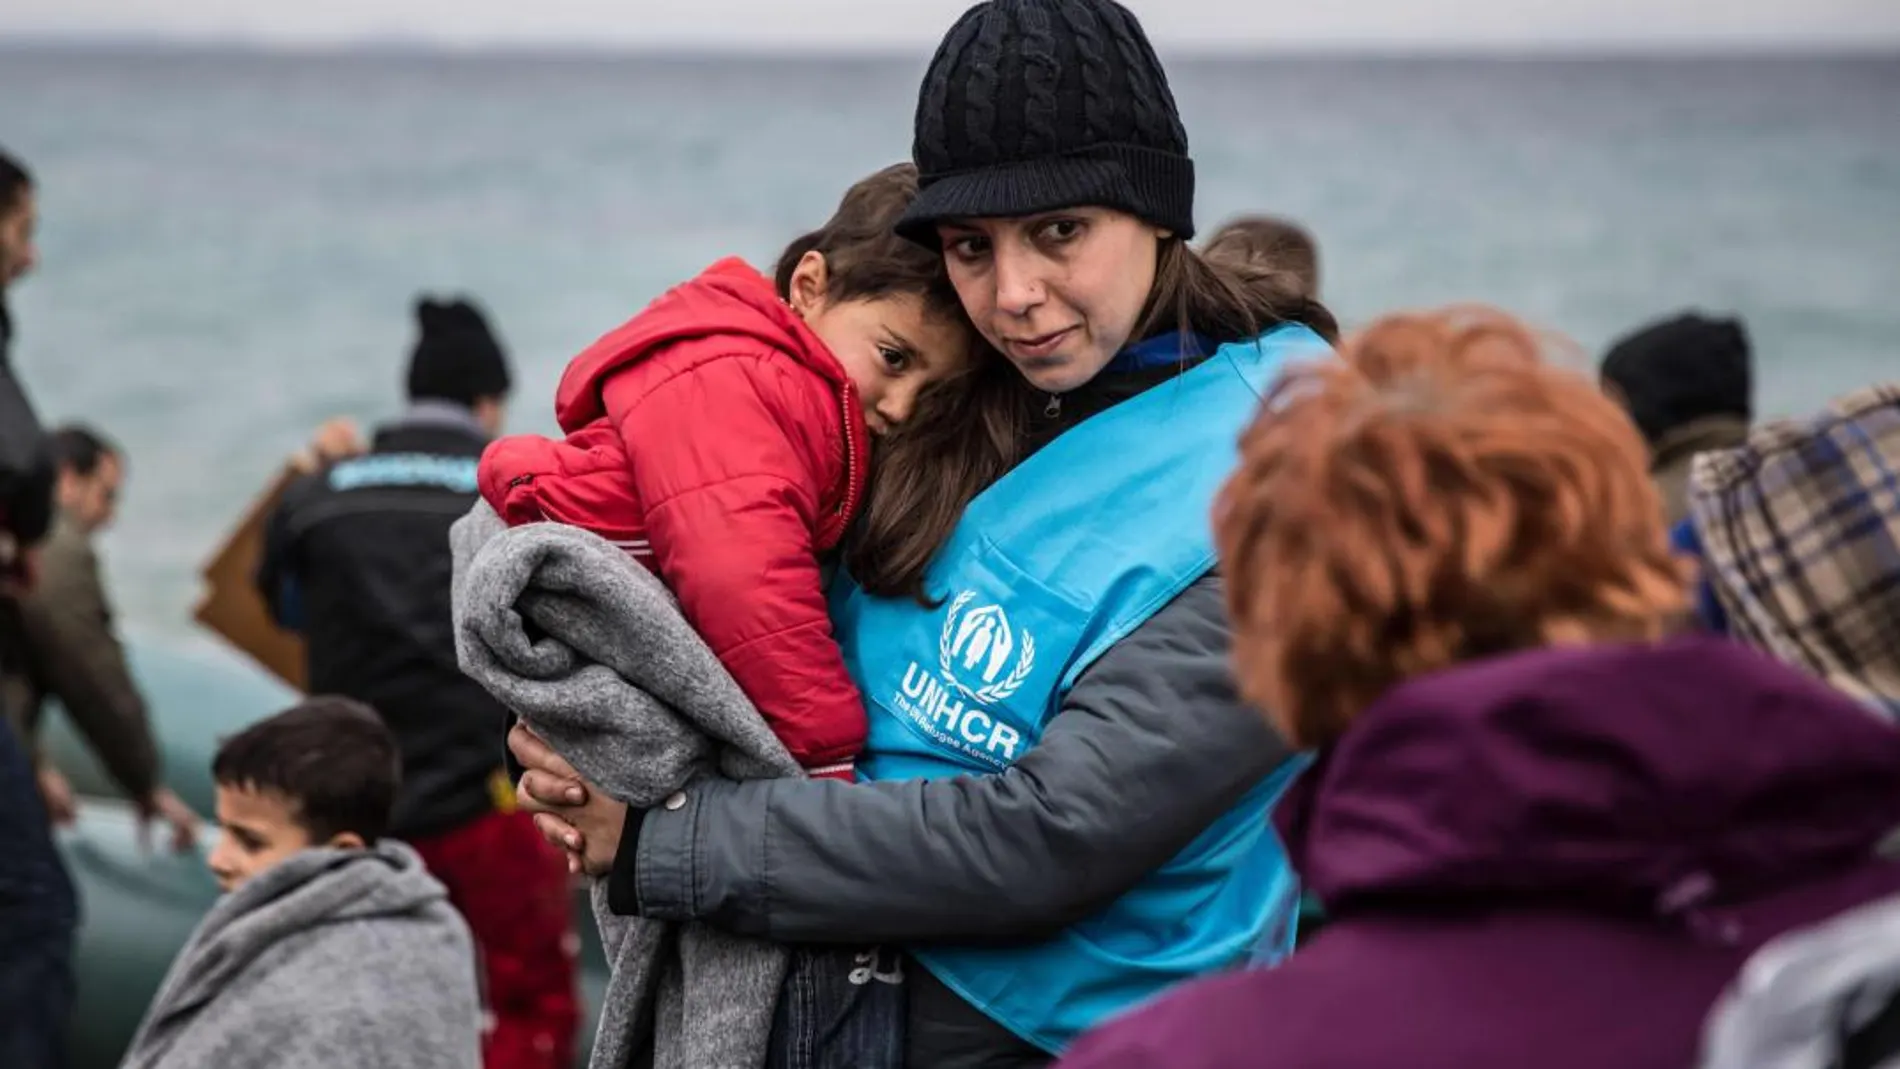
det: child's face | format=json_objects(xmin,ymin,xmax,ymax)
[
  {"xmin": 206, "ymin": 783, "xmax": 316, "ymax": 894},
  {"xmin": 802, "ymin": 294, "xmax": 973, "ymax": 438}
]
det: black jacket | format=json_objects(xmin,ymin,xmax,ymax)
[{"xmin": 257, "ymin": 407, "xmax": 509, "ymax": 839}]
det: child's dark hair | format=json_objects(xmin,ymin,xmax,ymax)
[
  {"xmin": 783, "ymin": 163, "xmax": 992, "ymax": 600},
  {"xmin": 212, "ymin": 696, "xmax": 401, "ymax": 845},
  {"xmin": 772, "ymin": 163, "xmax": 966, "ymax": 323}
]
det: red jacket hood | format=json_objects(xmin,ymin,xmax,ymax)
[{"xmin": 555, "ymin": 258, "xmax": 850, "ymax": 433}]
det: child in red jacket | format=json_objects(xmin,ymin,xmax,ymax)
[{"xmin": 480, "ymin": 164, "xmax": 977, "ymax": 780}]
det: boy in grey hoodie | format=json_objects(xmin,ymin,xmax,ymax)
[{"xmin": 121, "ymin": 697, "xmax": 483, "ymax": 1069}]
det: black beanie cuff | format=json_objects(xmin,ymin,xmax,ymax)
[
  {"xmin": 895, "ymin": 143, "xmax": 1195, "ymax": 247},
  {"xmin": 406, "ymin": 346, "xmax": 512, "ymax": 406}
]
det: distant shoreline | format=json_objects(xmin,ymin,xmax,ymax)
[{"xmin": 1, "ymin": 35, "xmax": 1896, "ymax": 62}]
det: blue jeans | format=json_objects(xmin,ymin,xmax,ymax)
[{"xmin": 766, "ymin": 947, "xmax": 905, "ymax": 1069}]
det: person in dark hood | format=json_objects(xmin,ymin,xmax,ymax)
[
  {"xmin": 1599, "ymin": 310, "xmax": 1753, "ymax": 528},
  {"xmin": 1060, "ymin": 309, "xmax": 1900, "ymax": 1069}
]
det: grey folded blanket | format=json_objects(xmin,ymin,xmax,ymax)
[{"xmin": 449, "ymin": 500, "xmax": 801, "ymax": 1069}]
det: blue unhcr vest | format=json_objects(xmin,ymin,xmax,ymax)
[{"xmin": 830, "ymin": 323, "xmax": 1330, "ymax": 1053}]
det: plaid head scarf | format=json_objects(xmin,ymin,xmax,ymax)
[{"xmin": 1688, "ymin": 383, "xmax": 1900, "ymax": 719}]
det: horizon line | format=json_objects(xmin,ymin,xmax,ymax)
[{"xmin": 1, "ymin": 32, "xmax": 1897, "ymax": 60}]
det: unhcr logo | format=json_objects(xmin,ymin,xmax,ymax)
[
  {"xmin": 938, "ymin": 591, "xmax": 1036, "ymax": 705},
  {"xmin": 884, "ymin": 590, "xmax": 1039, "ymax": 767}
]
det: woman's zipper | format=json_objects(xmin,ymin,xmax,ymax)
[{"xmin": 1044, "ymin": 393, "xmax": 1062, "ymax": 418}]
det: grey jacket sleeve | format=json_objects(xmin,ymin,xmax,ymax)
[{"xmin": 609, "ymin": 573, "xmax": 1297, "ymax": 945}]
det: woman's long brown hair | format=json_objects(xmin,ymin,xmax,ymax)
[{"xmin": 847, "ymin": 235, "xmax": 1340, "ymax": 602}]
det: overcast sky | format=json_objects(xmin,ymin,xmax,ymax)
[{"xmin": 3, "ymin": 0, "xmax": 1897, "ymax": 51}]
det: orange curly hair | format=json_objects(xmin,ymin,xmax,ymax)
[{"xmin": 1214, "ymin": 308, "xmax": 1688, "ymax": 750}]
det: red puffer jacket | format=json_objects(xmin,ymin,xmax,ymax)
[{"xmin": 479, "ymin": 258, "xmax": 869, "ymax": 778}]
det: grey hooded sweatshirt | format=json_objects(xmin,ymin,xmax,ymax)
[{"xmin": 119, "ymin": 841, "xmax": 482, "ymax": 1069}]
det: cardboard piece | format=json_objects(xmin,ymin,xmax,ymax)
[{"xmin": 191, "ymin": 465, "xmax": 308, "ymax": 692}]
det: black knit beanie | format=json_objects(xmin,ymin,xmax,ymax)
[
  {"xmin": 406, "ymin": 296, "xmax": 511, "ymax": 407},
  {"xmin": 1599, "ymin": 311, "xmax": 1753, "ymax": 447},
  {"xmin": 896, "ymin": 0, "xmax": 1196, "ymax": 246}
]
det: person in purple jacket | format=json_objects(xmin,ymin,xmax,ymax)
[{"xmin": 1059, "ymin": 308, "xmax": 1900, "ymax": 1069}]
